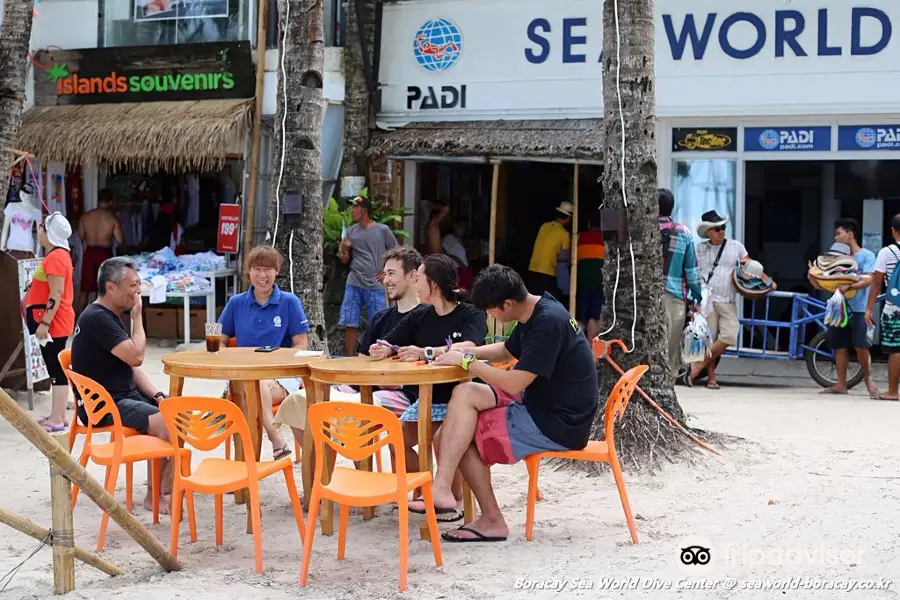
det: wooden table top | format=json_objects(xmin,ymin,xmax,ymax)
[
  {"xmin": 161, "ymin": 347, "xmax": 325, "ymax": 380},
  {"xmin": 309, "ymin": 356, "xmax": 469, "ymax": 386}
]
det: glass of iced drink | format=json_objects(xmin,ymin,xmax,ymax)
[{"xmin": 205, "ymin": 322, "xmax": 223, "ymax": 353}]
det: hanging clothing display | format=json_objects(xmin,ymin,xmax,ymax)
[
  {"xmin": 46, "ymin": 162, "xmax": 67, "ymax": 216},
  {"xmin": 3, "ymin": 201, "xmax": 42, "ymax": 252},
  {"xmin": 185, "ymin": 173, "xmax": 200, "ymax": 227}
]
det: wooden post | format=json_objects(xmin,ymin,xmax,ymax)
[
  {"xmin": 569, "ymin": 164, "xmax": 580, "ymax": 316},
  {"xmin": 489, "ymin": 162, "xmax": 499, "ymax": 265},
  {"xmin": 242, "ymin": 0, "xmax": 271, "ymax": 287},
  {"xmin": 0, "ymin": 507, "xmax": 124, "ymax": 577},
  {"xmin": 0, "ymin": 388, "xmax": 183, "ymax": 572},
  {"xmin": 49, "ymin": 431, "xmax": 75, "ymax": 594}
]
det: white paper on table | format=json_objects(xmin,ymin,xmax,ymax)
[
  {"xmin": 149, "ymin": 275, "xmax": 168, "ymax": 303},
  {"xmin": 294, "ymin": 350, "xmax": 325, "ymax": 357}
]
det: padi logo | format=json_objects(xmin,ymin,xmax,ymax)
[
  {"xmin": 855, "ymin": 126, "xmax": 900, "ymax": 149},
  {"xmin": 759, "ymin": 128, "xmax": 817, "ymax": 151}
]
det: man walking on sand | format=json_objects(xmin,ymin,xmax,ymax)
[
  {"xmin": 865, "ymin": 214, "xmax": 900, "ymax": 401},
  {"xmin": 338, "ymin": 195, "xmax": 398, "ymax": 355},
  {"xmin": 811, "ymin": 219, "xmax": 878, "ymax": 397},
  {"xmin": 408, "ymin": 264, "xmax": 598, "ymax": 541},
  {"xmin": 77, "ymin": 189, "xmax": 124, "ymax": 314}
]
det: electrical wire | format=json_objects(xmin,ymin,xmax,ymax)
[
  {"xmin": 271, "ymin": 0, "xmax": 290, "ymax": 249},
  {"xmin": 598, "ymin": 0, "xmax": 639, "ymax": 353},
  {"xmin": 288, "ymin": 229, "xmax": 296, "ymax": 294}
]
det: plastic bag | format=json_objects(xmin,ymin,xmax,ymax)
[
  {"xmin": 824, "ymin": 289, "xmax": 849, "ymax": 328},
  {"xmin": 681, "ymin": 312, "xmax": 713, "ymax": 364},
  {"xmin": 699, "ymin": 286, "xmax": 715, "ymax": 317}
]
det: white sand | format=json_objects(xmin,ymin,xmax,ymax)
[{"xmin": 1, "ymin": 345, "xmax": 898, "ymax": 599}]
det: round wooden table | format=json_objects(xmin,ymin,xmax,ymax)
[
  {"xmin": 161, "ymin": 347, "xmax": 325, "ymax": 533},
  {"xmin": 308, "ymin": 356, "xmax": 471, "ymax": 539}
]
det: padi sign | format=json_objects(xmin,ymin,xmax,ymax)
[
  {"xmin": 36, "ymin": 42, "xmax": 254, "ymax": 106},
  {"xmin": 838, "ymin": 126, "xmax": 900, "ymax": 150},
  {"xmin": 744, "ymin": 127, "xmax": 832, "ymax": 152}
]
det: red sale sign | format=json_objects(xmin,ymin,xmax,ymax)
[{"xmin": 217, "ymin": 204, "xmax": 241, "ymax": 253}]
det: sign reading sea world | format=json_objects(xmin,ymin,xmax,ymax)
[
  {"xmin": 413, "ymin": 18, "xmax": 463, "ymax": 71},
  {"xmin": 838, "ymin": 125, "xmax": 900, "ymax": 150},
  {"xmin": 744, "ymin": 127, "xmax": 832, "ymax": 151}
]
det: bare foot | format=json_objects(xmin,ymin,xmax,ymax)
[
  {"xmin": 408, "ymin": 485, "xmax": 456, "ymax": 513},
  {"xmin": 143, "ymin": 493, "xmax": 172, "ymax": 515},
  {"xmin": 441, "ymin": 515, "xmax": 509, "ymax": 541}
]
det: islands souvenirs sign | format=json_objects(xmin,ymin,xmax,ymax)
[
  {"xmin": 34, "ymin": 42, "xmax": 254, "ymax": 106},
  {"xmin": 672, "ymin": 128, "xmax": 738, "ymax": 152}
]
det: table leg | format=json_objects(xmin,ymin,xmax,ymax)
[
  {"xmin": 417, "ymin": 385, "xmax": 433, "ymax": 541},
  {"xmin": 242, "ymin": 380, "xmax": 264, "ymax": 535},
  {"xmin": 300, "ymin": 377, "xmax": 316, "ymax": 512},
  {"xmin": 183, "ymin": 296, "xmax": 190, "ymax": 345},
  {"xmin": 229, "ymin": 382, "xmax": 248, "ymax": 505},
  {"xmin": 318, "ymin": 384, "xmax": 335, "ymax": 536},
  {"xmin": 359, "ymin": 386, "xmax": 375, "ymax": 521}
]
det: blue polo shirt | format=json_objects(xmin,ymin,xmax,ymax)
[{"xmin": 219, "ymin": 285, "xmax": 310, "ymax": 348}]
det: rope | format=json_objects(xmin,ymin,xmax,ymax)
[{"xmin": 0, "ymin": 531, "xmax": 51, "ymax": 593}]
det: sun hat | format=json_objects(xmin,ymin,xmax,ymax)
[
  {"xmin": 697, "ymin": 210, "xmax": 728, "ymax": 238},
  {"xmin": 556, "ymin": 201, "xmax": 574, "ymax": 217},
  {"xmin": 733, "ymin": 259, "xmax": 774, "ymax": 299},
  {"xmin": 43, "ymin": 212, "xmax": 71, "ymax": 251}
]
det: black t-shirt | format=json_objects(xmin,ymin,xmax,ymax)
[
  {"xmin": 505, "ymin": 293, "xmax": 598, "ymax": 449},
  {"xmin": 358, "ymin": 304, "xmax": 428, "ymax": 355},
  {"xmin": 385, "ymin": 303, "xmax": 487, "ymax": 404},
  {"xmin": 71, "ymin": 304, "xmax": 137, "ymax": 397}
]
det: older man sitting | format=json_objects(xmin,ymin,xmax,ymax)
[{"xmin": 71, "ymin": 257, "xmax": 174, "ymax": 513}]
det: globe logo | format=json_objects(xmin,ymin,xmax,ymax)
[
  {"xmin": 413, "ymin": 18, "xmax": 463, "ymax": 72},
  {"xmin": 856, "ymin": 127, "xmax": 877, "ymax": 148},
  {"xmin": 759, "ymin": 129, "xmax": 781, "ymax": 150}
]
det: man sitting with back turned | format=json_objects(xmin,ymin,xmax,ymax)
[
  {"xmin": 71, "ymin": 257, "xmax": 174, "ymax": 514},
  {"xmin": 411, "ymin": 264, "xmax": 599, "ymax": 542}
]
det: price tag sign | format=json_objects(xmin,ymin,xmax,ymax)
[{"xmin": 217, "ymin": 203, "xmax": 241, "ymax": 253}]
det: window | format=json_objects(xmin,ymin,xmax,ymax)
[
  {"xmin": 672, "ymin": 159, "xmax": 737, "ymax": 244},
  {"xmin": 101, "ymin": 0, "xmax": 251, "ymax": 47}
]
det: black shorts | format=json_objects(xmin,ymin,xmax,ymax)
[
  {"xmin": 77, "ymin": 391, "xmax": 159, "ymax": 434},
  {"xmin": 38, "ymin": 336, "xmax": 69, "ymax": 386},
  {"xmin": 826, "ymin": 312, "xmax": 869, "ymax": 350}
]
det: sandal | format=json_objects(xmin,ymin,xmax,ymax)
[
  {"xmin": 706, "ymin": 381, "xmax": 720, "ymax": 390},
  {"xmin": 867, "ymin": 382, "xmax": 881, "ymax": 398},
  {"xmin": 875, "ymin": 394, "xmax": 899, "ymax": 402},
  {"xmin": 41, "ymin": 421, "xmax": 67, "ymax": 433},
  {"xmin": 273, "ymin": 444, "xmax": 292, "ymax": 461},
  {"xmin": 441, "ymin": 525, "xmax": 507, "ymax": 543}
]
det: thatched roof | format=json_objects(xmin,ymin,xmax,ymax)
[
  {"xmin": 16, "ymin": 99, "xmax": 253, "ymax": 172},
  {"xmin": 368, "ymin": 119, "xmax": 605, "ymax": 161}
]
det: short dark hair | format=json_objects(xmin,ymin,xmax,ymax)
[
  {"xmin": 834, "ymin": 218, "xmax": 859, "ymax": 240},
  {"xmin": 382, "ymin": 245, "xmax": 423, "ymax": 273},
  {"xmin": 892, "ymin": 214, "xmax": 900, "ymax": 232},
  {"xmin": 658, "ymin": 188, "xmax": 675, "ymax": 217},
  {"xmin": 471, "ymin": 264, "xmax": 528, "ymax": 309},
  {"xmin": 98, "ymin": 188, "xmax": 114, "ymax": 205},
  {"xmin": 97, "ymin": 257, "xmax": 137, "ymax": 296},
  {"xmin": 246, "ymin": 245, "xmax": 283, "ymax": 273},
  {"xmin": 422, "ymin": 254, "xmax": 467, "ymax": 302}
]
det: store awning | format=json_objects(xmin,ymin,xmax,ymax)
[
  {"xmin": 368, "ymin": 119, "xmax": 605, "ymax": 162},
  {"xmin": 15, "ymin": 99, "xmax": 253, "ymax": 172}
]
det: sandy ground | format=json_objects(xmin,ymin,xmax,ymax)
[{"xmin": 1, "ymin": 344, "xmax": 898, "ymax": 599}]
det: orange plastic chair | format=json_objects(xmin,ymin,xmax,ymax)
[
  {"xmin": 523, "ymin": 364, "xmax": 648, "ymax": 544},
  {"xmin": 221, "ymin": 338, "xmax": 302, "ymax": 464},
  {"xmin": 64, "ymin": 369, "xmax": 190, "ymax": 551},
  {"xmin": 300, "ymin": 402, "xmax": 442, "ymax": 592},
  {"xmin": 159, "ymin": 396, "xmax": 305, "ymax": 574},
  {"xmin": 59, "ymin": 349, "xmax": 140, "ymax": 505}
]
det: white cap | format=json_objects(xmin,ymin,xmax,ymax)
[{"xmin": 44, "ymin": 212, "xmax": 72, "ymax": 251}]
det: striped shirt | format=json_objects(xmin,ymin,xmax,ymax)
[
  {"xmin": 577, "ymin": 229, "xmax": 605, "ymax": 290},
  {"xmin": 696, "ymin": 239, "xmax": 748, "ymax": 303},
  {"xmin": 660, "ymin": 218, "xmax": 702, "ymax": 303}
]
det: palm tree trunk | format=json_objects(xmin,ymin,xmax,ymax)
[
  {"xmin": 340, "ymin": 0, "xmax": 376, "ymax": 184},
  {"xmin": 594, "ymin": 0, "xmax": 692, "ymax": 468},
  {"xmin": 268, "ymin": 0, "xmax": 328, "ymax": 351},
  {"xmin": 0, "ymin": 0, "xmax": 36, "ymax": 186}
]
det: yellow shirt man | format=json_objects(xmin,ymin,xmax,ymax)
[{"xmin": 529, "ymin": 217, "xmax": 572, "ymax": 276}]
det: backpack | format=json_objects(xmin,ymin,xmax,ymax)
[
  {"xmin": 885, "ymin": 244, "xmax": 900, "ymax": 306},
  {"xmin": 660, "ymin": 222, "xmax": 677, "ymax": 275}
]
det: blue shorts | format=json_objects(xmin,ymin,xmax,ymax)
[
  {"xmin": 339, "ymin": 284, "xmax": 387, "ymax": 328},
  {"xmin": 577, "ymin": 288, "xmax": 604, "ymax": 322}
]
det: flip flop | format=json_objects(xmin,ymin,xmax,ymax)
[
  {"xmin": 37, "ymin": 416, "xmax": 69, "ymax": 427},
  {"xmin": 40, "ymin": 422, "xmax": 67, "ymax": 433},
  {"xmin": 706, "ymin": 382, "xmax": 720, "ymax": 390},
  {"xmin": 875, "ymin": 394, "xmax": 899, "ymax": 402},
  {"xmin": 410, "ymin": 505, "xmax": 460, "ymax": 517},
  {"xmin": 441, "ymin": 525, "xmax": 507, "ymax": 543},
  {"xmin": 407, "ymin": 506, "xmax": 464, "ymax": 523},
  {"xmin": 819, "ymin": 388, "xmax": 848, "ymax": 395},
  {"xmin": 867, "ymin": 383, "xmax": 882, "ymax": 398}
]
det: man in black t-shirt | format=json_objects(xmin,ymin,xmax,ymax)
[
  {"xmin": 412, "ymin": 264, "xmax": 598, "ymax": 542},
  {"xmin": 71, "ymin": 257, "xmax": 174, "ymax": 514}
]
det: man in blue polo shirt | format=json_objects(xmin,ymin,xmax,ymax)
[{"xmin": 219, "ymin": 246, "xmax": 310, "ymax": 459}]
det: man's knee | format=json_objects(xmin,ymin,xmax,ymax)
[
  {"xmin": 147, "ymin": 413, "xmax": 169, "ymax": 442},
  {"xmin": 450, "ymin": 382, "xmax": 497, "ymax": 412},
  {"xmin": 401, "ymin": 421, "xmax": 418, "ymax": 447}
]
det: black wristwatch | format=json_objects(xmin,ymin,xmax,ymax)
[{"xmin": 153, "ymin": 391, "xmax": 167, "ymax": 402}]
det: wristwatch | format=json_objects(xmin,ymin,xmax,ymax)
[
  {"xmin": 461, "ymin": 352, "xmax": 476, "ymax": 371},
  {"xmin": 424, "ymin": 346, "xmax": 435, "ymax": 362},
  {"xmin": 153, "ymin": 391, "xmax": 167, "ymax": 402}
]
